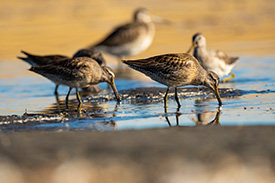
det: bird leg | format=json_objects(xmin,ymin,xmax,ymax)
[
  {"xmin": 55, "ymin": 94, "xmax": 61, "ymax": 113},
  {"xmin": 174, "ymin": 87, "xmax": 181, "ymax": 109},
  {"xmin": 208, "ymin": 107, "xmax": 221, "ymax": 126},
  {"xmin": 76, "ymin": 88, "xmax": 86, "ymax": 114},
  {"xmin": 75, "ymin": 88, "xmax": 82, "ymax": 106},
  {"xmin": 165, "ymin": 116, "xmax": 172, "ymax": 127},
  {"xmin": 54, "ymin": 84, "xmax": 59, "ymax": 96},
  {"xmin": 175, "ymin": 105, "xmax": 181, "ymax": 126},
  {"xmin": 221, "ymin": 72, "xmax": 235, "ymax": 83},
  {"xmin": 164, "ymin": 88, "xmax": 170, "ymax": 113},
  {"xmin": 65, "ymin": 87, "xmax": 72, "ymax": 108}
]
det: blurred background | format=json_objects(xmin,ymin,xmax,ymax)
[
  {"xmin": 0, "ymin": 0, "xmax": 274, "ymax": 61},
  {"xmin": 0, "ymin": 0, "xmax": 275, "ymax": 119},
  {"xmin": 0, "ymin": 2, "xmax": 275, "ymax": 183}
]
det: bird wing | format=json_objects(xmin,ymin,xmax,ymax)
[
  {"xmin": 29, "ymin": 65, "xmax": 78, "ymax": 81},
  {"xmin": 20, "ymin": 51, "xmax": 69, "ymax": 66},
  {"xmin": 94, "ymin": 22, "xmax": 148, "ymax": 47},
  {"xmin": 29, "ymin": 57, "xmax": 96, "ymax": 81},
  {"xmin": 123, "ymin": 53, "xmax": 196, "ymax": 75},
  {"xmin": 215, "ymin": 50, "xmax": 239, "ymax": 65}
]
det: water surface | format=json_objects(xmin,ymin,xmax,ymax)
[{"xmin": 0, "ymin": 55, "xmax": 274, "ymax": 131}]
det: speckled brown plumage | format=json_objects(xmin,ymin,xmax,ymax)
[
  {"xmin": 18, "ymin": 49, "xmax": 107, "ymax": 95},
  {"xmin": 30, "ymin": 57, "xmax": 120, "ymax": 109},
  {"xmin": 123, "ymin": 53, "xmax": 222, "ymax": 112}
]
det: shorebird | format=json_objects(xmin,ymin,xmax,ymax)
[
  {"xmin": 18, "ymin": 49, "xmax": 106, "ymax": 95},
  {"xmin": 90, "ymin": 8, "xmax": 169, "ymax": 58},
  {"xmin": 29, "ymin": 57, "xmax": 121, "ymax": 111},
  {"xmin": 123, "ymin": 53, "xmax": 223, "ymax": 113},
  {"xmin": 187, "ymin": 33, "xmax": 239, "ymax": 83},
  {"xmin": 72, "ymin": 48, "xmax": 106, "ymax": 66}
]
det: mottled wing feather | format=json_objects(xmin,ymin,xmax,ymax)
[
  {"xmin": 30, "ymin": 65, "xmax": 79, "ymax": 80},
  {"xmin": 30, "ymin": 57, "xmax": 96, "ymax": 81},
  {"xmin": 123, "ymin": 53, "xmax": 198, "ymax": 86},
  {"xmin": 33, "ymin": 55, "xmax": 70, "ymax": 66},
  {"xmin": 123, "ymin": 53, "xmax": 196, "ymax": 79},
  {"xmin": 95, "ymin": 23, "xmax": 147, "ymax": 46}
]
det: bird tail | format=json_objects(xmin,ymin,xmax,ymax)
[
  {"xmin": 229, "ymin": 57, "xmax": 239, "ymax": 65},
  {"xmin": 21, "ymin": 50, "xmax": 33, "ymax": 57},
  {"xmin": 17, "ymin": 56, "xmax": 28, "ymax": 62},
  {"xmin": 17, "ymin": 50, "xmax": 39, "ymax": 66}
]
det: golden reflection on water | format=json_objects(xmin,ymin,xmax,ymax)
[{"xmin": 0, "ymin": 0, "xmax": 275, "ymax": 62}]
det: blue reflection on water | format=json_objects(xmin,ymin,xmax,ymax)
[{"xmin": 0, "ymin": 55, "xmax": 275, "ymax": 131}]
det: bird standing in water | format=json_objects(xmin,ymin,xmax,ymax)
[
  {"xmin": 18, "ymin": 48, "xmax": 106, "ymax": 95},
  {"xmin": 29, "ymin": 57, "xmax": 121, "ymax": 112},
  {"xmin": 90, "ymin": 8, "xmax": 169, "ymax": 58},
  {"xmin": 187, "ymin": 33, "xmax": 239, "ymax": 83},
  {"xmin": 123, "ymin": 53, "xmax": 222, "ymax": 113}
]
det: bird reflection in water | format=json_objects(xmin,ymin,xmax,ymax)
[
  {"xmin": 191, "ymin": 99, "xmax": 222, "ymax": 126},
  {"xmin": 165, "ymin": 107, "xmax": 181, "ymax": 127},
  {"xmin": 45, "ymin": 95, "xmax": 120, "ymax": 119},
  {"xmin": 191, "ymin": 108, "xmax": 221, "ymax": 126},
  {"xmin": 165, "ymin": 101, "xmax": 221, "ymax": 126}
]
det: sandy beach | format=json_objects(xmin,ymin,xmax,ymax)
[
  {"xmin": 0, "ymin": 0, "xmax": 275, "ymax": 61},
  {"xmin": 1, "ymin": 126, "xmax": 275, "ymax": 183}
]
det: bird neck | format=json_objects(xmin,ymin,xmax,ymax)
[
  {"xmin": 99, "ymin": 71, "xmax": 109, "ymax": 83},
  {"xmin": 197, "ymin": 42, "xmax": 206, "ymax": 48},
  {"xmin": 101, "ymin": 67, "xmax": 114, "ymax": 83},
  {"xmin": 195, "ymin": 67, "xmax": 209, "ymax": 86}
]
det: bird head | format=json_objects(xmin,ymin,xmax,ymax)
[
  {"xmin": 205, "ymin": 71, "xmax": 223, "ymax": 106},
  {"xmin": 133, "ymin": 8, "xmax": 151, "ymax": 23},
  {"xmin": 186, "ymin": 33, "xmax": 206, "ymax": 54},
  {"xmin": 73, "ymin": 48, "xmax": 106, "ymax": 66},
  {"xmin": 102, "ymin": 66, "xmax": 121, "ymax": 102}
]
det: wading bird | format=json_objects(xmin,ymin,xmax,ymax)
[
  {"xmin": 187, "ymin": 33, "xmax": 239, "ymax": 83},
  {"xmin": 123, "ymin": 53, "xmax": 222, "ymax": 113}
]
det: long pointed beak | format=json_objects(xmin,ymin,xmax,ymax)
[
  {"xmin": 151, "ymin": 16, "xmax": 173, "ymax": 25},
  {"xmin": 209, "ymin": 109, "xmax": 221, "ymax": 125},
  {"xmin": 186, "ymin": 43, "xmax": 196, "ymax": 54},
  {"xmin": 214, "ymin": 87, "xmax": 223, "ymax": 106},
  {"xmin": 109, "ymin": 79, "xmax": 121, "ymax": 103}
]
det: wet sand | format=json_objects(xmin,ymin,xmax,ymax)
[
  {"xmin": 1, "ymin": 126, "xmax": 275, "ymax": 183},
  {"xmin": 0, "ymin": 87, "xmax": 244, "ymax": 127}
]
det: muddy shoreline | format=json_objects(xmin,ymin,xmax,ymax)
[
  {"xmin": 0, "ymin": 86, "xmax": 273, "ymax": 131},
  {"xmin": 0, "ymin": 126, "xmax": 275, "ymax": 183}
]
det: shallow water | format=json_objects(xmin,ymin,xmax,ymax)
[
  {"xmin": 0, "ymin": 0, "xmax": 275, "ymax": 131},
  {"xmin": 0, "ymin": 55, "xmax": 274, "ymax": 131}
]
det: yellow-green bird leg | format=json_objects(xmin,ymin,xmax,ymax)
[
  {"xmin": 221, "ymin": 72, "xmax": 235, "ymax": 83},
  {"xmin": 164, "ymin": 88, "xmax": 170, "ymax": 113},
  {"xmin": 65, "ymin": 87, "xmax": 72, "ymax": 108}
]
